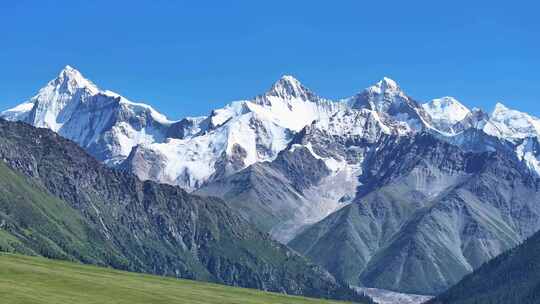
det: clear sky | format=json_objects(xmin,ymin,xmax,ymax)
[{"xmin": 1, "ymin": 0, "xmax": 538, "ymax": 119}]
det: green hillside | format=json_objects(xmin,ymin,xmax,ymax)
[
  {"xmin": 0, "ymin": 160, "xmax": 120, "ymax": 263},
  {"xmin": 428, "ymin": 231, "xmax": 540, "ymax": 304},
  {"xmin": 0, "ymin": 253, "xmax": 356, "ymax": 304}
]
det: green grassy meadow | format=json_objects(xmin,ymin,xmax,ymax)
[{"xmin": 0, "ymin": 253, "xmax": 353, "ymax": 304}]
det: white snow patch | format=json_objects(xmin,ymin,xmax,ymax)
[
  {"xmin": 355, "ymin": 287, "xmax": 433, "ymax": 304},
  {"xmin": 1, "ymin": 102, "xmax": 34, "ymax": 121},
  {"xmin": 516, "ymin": 138, "xmax": 540, "ymax": 176},
  {"xmin": 423, "ymin": 97, "xmax": 470, "ymax": 124}
]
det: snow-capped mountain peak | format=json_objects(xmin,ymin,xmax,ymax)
[
  {"xmin": 349, "ymin": 77, "xmax": 407, "ymax": 111},
  {"xmin": 1, "ymin": 65, "xmax": 100, "ymax": 124},
  {"xmin": 422, "ymin": 96, "xmax": 471, "ymax": 124},
  {"xmin": 1, "ymin": 66, "xmax": 173, "ymax": 167},
  {"xmin": 51, "ymin": 65, "xmax": 100, "ymax": 95},
  {"xmin": 488, "ymin": 102, "xmax": 540, "ymax": 140},
  {"xmin": 491, "ymin": 101, "xmax": 510, "ymax": 115},
  {"xmin": 255, "ymin": 75, "xmax": 322, "ymax": 105},
  {"xmin": 346, "ymin": 77, "xmax": 431, "ymax": 132},
  {"xmin": 20, "ymin": 65, "xmax": 102, "ymax": 130},
  {"xmin": 368, "ymin": 76, "xmax": 400, "ymax": 94}
]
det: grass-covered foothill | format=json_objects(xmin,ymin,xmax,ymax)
[{"xmin": 0, "ymin": 253, "xmax": 358, "ymax": 304}]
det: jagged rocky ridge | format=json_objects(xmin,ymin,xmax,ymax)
[
  {"xmin": 4, "ymin": 67, "xmax": 540, "ymax": 190},
  {"xmin": 3, "ymin": 66, "xmax": 540, "ymax": 295},
  {"xmin": 0, "ymin": 119, "xmax": 371, "ymax": 302}
]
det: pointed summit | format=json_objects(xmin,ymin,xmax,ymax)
[
  {"xmin": 50, "ymin": 65, "xmax": 99, "ymax": 95},
  {"xmin": 59, "ymin": 64, "xmax": 78, "ymax": 74},
  {"xmin": 379, "ymin": 76, "xmax": 399, "ymax": 90},
  {"xmin": 349, "ymin": 77, "xmax": 407, "ymax": 110},
  {"xmin": 365, "ymin": 77, "xmax": 401, "ymax": 95},
  {"xmin": 264, "ymin": 75, "xmax": 317, "ymax": 101},
  {"xmin": 492, "ymin": 102, "xmax": 510, "ymax": 115},
  {"xmin": 17, "ymin": 65, "xmax": 102, "ymax": 130},
  {"xmin": 490, "ymin": 102, "xmax": 522, "ymax": 123},
  {"xmin": 277, "ymin": 74, "xmax": 301, "ymax": 86},
  {"xmin": 348, "ymin": 77, "xmax": 431, "ymax": 131},
  {"xmin": 1, "ymin": 65, "xmax": 102, "ymax": 127},
  {"xmin": 488, "ymin": 102, "xmax": 540, "ymax": 140}
]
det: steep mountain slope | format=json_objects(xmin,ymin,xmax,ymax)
[
  {"xmin": 0, "ymin": 119, "xmax": 368, "ymax": 302},
  {"xmin": 196, "ymin": 104, "xmax": 406, "ymax": 241},
  {"xmin": 2, "ymin": 66, "xmax": 351, "ymax": 191},
  {"xmin": 429, "ymin": 230, "xmax": 540, "ymax": 304},
  {"xmin": 289, "ymin": 133, "xmax": 540, "ymax": 295},
  {"xmin": 196, "ymin": 141, "xmax": 351, "ymax": 243},
  {"xmin": 2, "ymin": 66, "xmax": 172, "ymax": 166},
  {"xmin": 0, "ymin": 161, "xmax": 119, "ymax": 262}
]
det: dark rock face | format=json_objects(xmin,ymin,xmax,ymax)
[
  {"xmin": 271, "ymin": 146, "xmax": 331, "ymax": 192},
  {"xmin": 227, "ymin": 144, "xmax": 249, "ymax": 173},
  {"xmin": 120, "ymin": 145, "xmax": 168, "ymax": 182},
  {"xmin": 0, "ymin": 119, "xmax": 370, "ymax": 303},
  {"xmin": 166, "ymin": 118, "xmax": 197, "ymax": 139},
  {"xmin": 289, "ymin": 133, "xmax": 540, "ymax": 295}
]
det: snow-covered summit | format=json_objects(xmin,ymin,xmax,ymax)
[
  {"xmin": 263, "ymin": 75, "xmax": 315, "ymax": 100},
  {"xmin": 23, "ymin": 65, "xmax": 101, "ymax": 130},
  {"xmin": 492, "ymin": 102, "xmax": 509, "ymax": 113},
  {"xmin": 54, "ymin": 65, "xmax": 100, "ymax": 95},
  {"xmin": 346, "ymin": 77, "xmax": 432, "ymax": 132},
  {"xmin": 124, "ymin": 75, "xmax": 348, "ymax": 190},
  {"xmin": 253, "ymin": 74, "xmax": 326, "ymax": 107},
  {"xmin": 366, "ymin": 77, "xmax": 400, "ymax": 95},
  {"xmin": 1, "ymin": 66, "xmax": 172, "ymax": 165},
  {"xmin": 1, "ymin": 65, "xmax": 100, "ymax": 130},
  {"xmin": 349, "ymin": 77, "xmax": 405, "ymax": 111},
  {"xmin": 423, "ymin": 97, "xmax": 471, "ymax": 124},
  {"xmin": 488, "ymin": 102, "xmax": 540, "ymax": 140}
]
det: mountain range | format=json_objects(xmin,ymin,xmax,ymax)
[
  {"xmin": 0, "ymin": 118, "xmax": 368, "ymax": 302},
  {"xmin": 2, "ymin": 66, "xmax": 540, "ymax": 296}
]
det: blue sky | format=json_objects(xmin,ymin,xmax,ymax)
[{"xmin": 1, "ymin": 1, "xmax": 538, "ymax": 119}]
